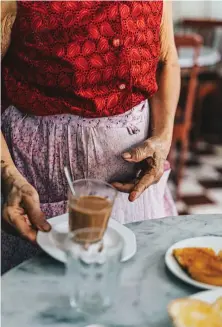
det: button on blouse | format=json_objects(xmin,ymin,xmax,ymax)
[
  {"xmin": 118, "ymin": 83, "xmax": 126, "ymax": 90},
  {"xmin": 2, "ymin": 1, "xmax": 163, "ymax": 118},
  {"xmin": 112, "ymin": 38, "xmax": 121, "ymax": 48}
]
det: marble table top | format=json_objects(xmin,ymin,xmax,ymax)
[{"xmin": 2, "ymin": 214, "xmax": 222, "ymax": 327}]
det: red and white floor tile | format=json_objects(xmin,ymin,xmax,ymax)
[{"xmin": 170, "ymin": 143, "xmax": 222, "ymax": 215}]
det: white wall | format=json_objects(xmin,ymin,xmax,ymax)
[
  {"xmin": 173, "ymin": 1, "xmax": 222, "ymax": 21},
  {"xmin": 210, "ymin": 1, "xmax": 222, "ymax": 19}
]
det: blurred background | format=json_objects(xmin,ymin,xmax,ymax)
[{"xmin": 169, "ymin": 1, "xmax": 222, "ymax": 215}]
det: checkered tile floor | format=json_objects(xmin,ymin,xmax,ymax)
[{"xmin": 169, "ymin": 142, "xmax": 222, "ymax": 215}]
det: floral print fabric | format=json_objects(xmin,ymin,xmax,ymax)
[
  {"xmin": 2, "ymin": 1, "xmax": 163, "ymax": 117},
  {"xmin": 1, "ymin": 100, "xmax": 177, "ymax": 273},
  {"xmin": 1, "ymin": 100, "xmax": 176, "ymax": 221}
]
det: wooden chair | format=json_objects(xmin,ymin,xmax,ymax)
[
  {"xmin": 169, "ymin": 34, "xmax": 203, "ymax": 198},
  {"xmin": 177, "ymin": 19, "xmax": 222, "ymax": 147},
  {"xmin": 179, "ymin": 19, "xmax": 222, "ymax": 48}
]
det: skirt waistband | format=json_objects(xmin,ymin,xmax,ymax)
[{"xmin": 2, "ymin": 100, "xmax": 148, "ymax": 130}]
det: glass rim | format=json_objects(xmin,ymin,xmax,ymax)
[
  {"xmin": 68, "ymin": 178, "xmax": 118, "ymax": 202},
  {"xmin": 70, "ymin": 178, "xmax": 117, "ymax": 192}
]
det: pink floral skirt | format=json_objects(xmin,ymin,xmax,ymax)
[{"xmin": 2, "ymin": 100, "xmax": 177, "ymax": 223}]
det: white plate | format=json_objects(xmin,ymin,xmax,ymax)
[
  {"xmin": 165, "ymin": 236, "xmax": 222, "ymax": 290},
  {"xmin": 37, "ymin": 214, "xmax": 136, "ymax": 263},
  {"xmin": 190, "ymin": 289, "xmax": 222, "ymax": 303}
]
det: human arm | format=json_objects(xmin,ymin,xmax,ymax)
[
  {"xmin": 1, "ymin": 0, "xmax": 17, "ymax": 58},
  {"xmin": 149, "ymin": 0, "xmax": 180, "ymax": 154},
  {"xmin": 1, "ymin": 134, "xmax": 51, "ymax": 242},
  {"xmin": 1, "ymin": 2, "xmax": 51, "ymax": 241},
  {"xmin": 113, "ymin": 0, "xmax": 180, "ymax": 201}
]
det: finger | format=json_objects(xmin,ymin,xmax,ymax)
[
  {"xmin": 3, "ymin": 206, "xmax": 37, "ymax": 243},
  {"xmin": 24, "ymin": 195, "xmax": 51, "ymax": 232},
  {"xmin": 111, "ymin": 182, "xmax": 134, "ymax": 193},
  {"xmin": 6, "ymin": 185, "xmax": 50, "ymax": 232},
  {"xmin": 129, "ymin": 173, "xmax": 155, "ymax": 202},
  {"xmin": 122, "ymin": 141, "xmax": 153, "ymax": 163},
  {"xmin": 21, "ymin": 187, "xmax": 51, "ymax": 232}
]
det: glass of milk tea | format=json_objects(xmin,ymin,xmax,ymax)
[{"xmin": 68, "ymin": 179, "xmax": 118, "ymax": 242}]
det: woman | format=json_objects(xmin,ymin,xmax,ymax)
[{"xmin": 1, "ymin": 1, "xmax": 180, "ymax": 272}]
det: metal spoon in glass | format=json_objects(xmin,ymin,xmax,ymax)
[{"xmin": 64, "ymin": 166, "xmax": 76, "ymax": 196}]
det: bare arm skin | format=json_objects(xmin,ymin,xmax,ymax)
[
  {"xmin": 1, "ymin": 1, "xmax": 51, "ymax": 241},
  {"xmin": 1, "ymin": 1, "xmax": 19, "ymax": 185},
  {"xmin": 150, "ymin": 0, "xmax": 180, "ymax": 148},
  {"xmin": 1, "ymin": 1, "xmax": 17, "ymax": 172},
  {"xmin": 1, "ymin": 1, "xmax": 18, "ymax": 177},
  {"xmin": 1, "ymin": 1, "xmax": 17, "ymax": 58},
  {"xmin": 113, "ymin": 1, "xmax": 180, "ymax": 201}
]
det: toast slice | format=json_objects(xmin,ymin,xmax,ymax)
[
  {"xmin": 173, "ymin": 248, "xmax": 216, "ymax": 269},
  {"xmin": 173, "ymin": 247, "xmax": 222, "ymax": 286},
  {"xmin": 168, "ymin": 298, "xmax": 222, "ymax": 327},
  {"xmin": 212, "ymin": 297, "xmax": 222, "ymax": 318}
]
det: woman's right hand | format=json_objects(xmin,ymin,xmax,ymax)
[{"xmin": 2, "ymin": 165, "xmax": 51, "ymax": 242}]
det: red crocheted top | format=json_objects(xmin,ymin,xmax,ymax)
[{"xmin": 2, "ymin": 1, "xmax": 163, "ymax": 117}]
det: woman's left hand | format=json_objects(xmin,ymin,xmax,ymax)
[{"xmin": 112, "ymin": 136, "xmax": 171, "ymax": 202}]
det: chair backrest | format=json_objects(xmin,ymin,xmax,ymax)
[
  {"xmin": 178, "ymin": 18, "xmax": 222, "ymax": 48},
  {"xmin": 174, "ymin": 34, "xmax": 203, "ymax": 129},
  {"xmin": 182, "ymin": 18, "xmax": 222, "ymax": 28}
]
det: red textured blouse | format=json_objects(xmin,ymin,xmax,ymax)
[{"xmin": 2, "ymin": 1, "xmax": 163, "ymax": 117}]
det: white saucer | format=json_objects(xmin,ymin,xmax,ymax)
[
  {"xmin": 190, "ymin": 289, "xmax": 222, "ymax": 303},
  {"xmin": 37, "ymin": 214, "xmax": 136, "ymax": 263},
  {"xmin": 165, "ymin": 236, "xmax": 222, "ymax": 290}
]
